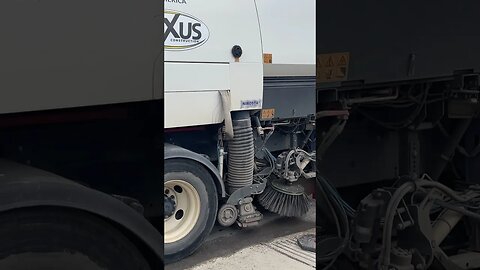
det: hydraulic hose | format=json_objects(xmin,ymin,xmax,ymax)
[
  {"xmin": 379, "ymin": 180, "xmax": 470, "ymax": 269},
  {"xmin": 379, "ymin": 182, "xmax": 416, "ymax": 270}
]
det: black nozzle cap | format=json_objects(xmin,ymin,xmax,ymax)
[{"xmin": 232, "ymin": 45, "xmax": 243, "ymax": 58}]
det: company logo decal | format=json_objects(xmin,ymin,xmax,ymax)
[{"xmin": 164, "ymin": 10, "xmax": 209, "ymax": 51}]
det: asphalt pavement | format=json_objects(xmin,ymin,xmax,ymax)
[{"xmin": 166, "ymin": 200, "xmax": 316, "ymax": 270}]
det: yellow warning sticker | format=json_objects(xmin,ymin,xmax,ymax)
[
  {"xmin": 263, "ymin": 53, "xmax": 273, "ymax": 64},
  {"xmin": 317, "ymin": 52, "xmax": 350, "ymax": 83},
  {"xmin": 260, "ymin": 108, "xmax": 275, "ymax": 120}
]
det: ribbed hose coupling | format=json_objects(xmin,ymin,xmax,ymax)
[{"xmin": 226, "ymin": 111, "xmax": 255, "ymax": 194}]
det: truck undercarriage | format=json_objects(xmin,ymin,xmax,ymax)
[{"xmin": 316, "ymin": 75, "xmax": 480, "ymax": 270}]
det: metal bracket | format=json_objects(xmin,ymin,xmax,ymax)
[{"xmin": 226, "ymin": 181, "xmax": 267, "ymax": 206}]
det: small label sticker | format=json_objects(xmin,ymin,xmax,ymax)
[
  {"xmin": 317, "ymin": 52, "xmax": 350, "ymax": 83},
  {"xmin": 240, "ymin": 99, "xmax": 262, "ymax": 109},
  {"xmin": 263, "ymin": 53, "xmax": 272, "ymax": 64},
  {"xmin": 260, "ymin": 108, "xmax": 275, "ymax": 120}
]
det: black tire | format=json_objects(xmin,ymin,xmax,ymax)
[
  {"xmin": 0, "ymin": 207, "xmax": 151, "ymax": 270},
  {"xmin": 164, "ymin": 159, "xmax": 218, "ymax": 263}
]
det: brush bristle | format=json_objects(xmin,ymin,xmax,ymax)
[{"xmin": 258, "ymin": 185, "xmax": 310, "ymax": 217}]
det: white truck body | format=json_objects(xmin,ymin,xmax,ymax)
[
  {"xmin": 164, "ymin": 0, "xmax": 316, "ymax": 128},
  {"xmin": 164, "ymin": 1, "xmax": 316, "ymax": 262}
]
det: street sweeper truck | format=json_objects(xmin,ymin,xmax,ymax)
[{"xmin": 164, "ymin": 0, "xmax": 316, "ymax": 263}]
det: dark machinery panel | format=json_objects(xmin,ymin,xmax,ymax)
[
  {"xmin": 263, "ymin": 77, "xmax": 316, "ymax": 119},
  {"xmin": 318, "ymin": 121, "xmax": 400, "ymax": 187},
  {"xmin": 317, "ymin": 1, "xmax": 480, "ymax": 86},
  {"xmin": 0, "ymin": 0, "xmax": 162, "ymax": 114}
]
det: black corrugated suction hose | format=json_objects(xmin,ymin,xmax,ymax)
[{"xmin": 226, "ymin": 111, "xmax": 254, "ymax": 194}]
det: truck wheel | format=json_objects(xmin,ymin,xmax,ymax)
[
  {"xmin": 0, "ymin": 207, "xmax": 151, "ymax": 270},
  {"xmin": 164, "ymin": 159, "xmax": 218, "ymax": 263}
]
